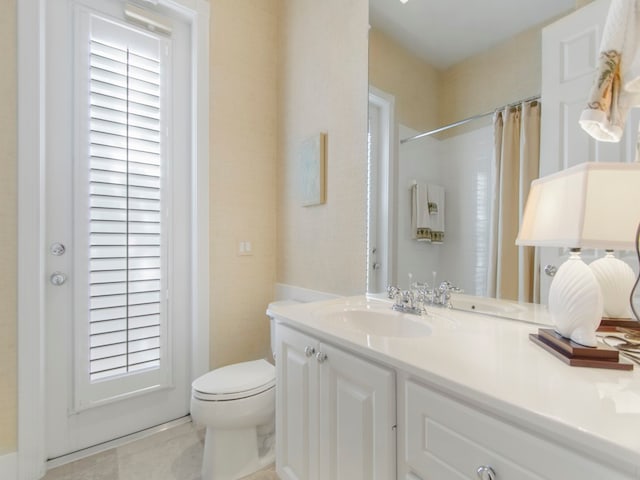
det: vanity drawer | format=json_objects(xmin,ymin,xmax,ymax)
[{"xmin": 403, "ymin": 379, "xmax": 634, "ymax": 480}]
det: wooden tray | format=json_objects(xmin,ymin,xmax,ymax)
[
  {"xmin": 599, "ymin": 317, "xmax": 640, "ymax": 331},
  {"xmin": 529, "ymin": 328, "xmax": 633, "ymax": 370}
]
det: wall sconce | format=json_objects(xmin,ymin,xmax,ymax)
[{"xmin": 516, "ymin": 162, "xmax": 640, "ymax": 347}]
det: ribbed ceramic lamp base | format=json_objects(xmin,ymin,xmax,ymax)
[
  {"xmin": 590, "ymin": 253, "xmax": 635, "ymax": 319},
  {"xmin": 548, "ymin": 253, "xmax": 603, "ymax": 347}
]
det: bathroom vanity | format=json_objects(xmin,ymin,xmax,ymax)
[{"xmin": 268, "ymin": 296, "xmax": 640, "ymax": 480}]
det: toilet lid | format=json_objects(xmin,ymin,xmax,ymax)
[{"xmin": 192, "ymin": 359, "xmax": 275, "ymax": 400}]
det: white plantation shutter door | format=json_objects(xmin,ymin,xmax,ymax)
[{"xmin": 75, "ymin": 12, "xmax": 172, "ymax": 409}]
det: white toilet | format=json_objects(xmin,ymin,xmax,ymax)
[
  {"xmin": 190, "ymin": 303, "xmax": 291, "ymax": 480},
  {"xmin": 191, "ymin": 359, "xmax": 275, "ymax": 480}
]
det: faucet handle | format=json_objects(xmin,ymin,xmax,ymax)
[
  {"xmin": 439, "ymin": 281, "xmax": 464, "ymax": 293},
  {"xmin": 387, "ymin": 285, "xmax": 401, "ymax": 299}
]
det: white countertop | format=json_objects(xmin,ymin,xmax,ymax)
[{"xmin": 268, "ymin": 295, "xmax": 640, "ymax": 474}]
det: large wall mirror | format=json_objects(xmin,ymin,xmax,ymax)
[{"xmin": 366, "ymin": 0, "xmax": 577, "ymax": 304}]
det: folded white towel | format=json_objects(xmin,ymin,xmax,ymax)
[
  {"xmin": 411, "ymin": 183, "xmax": 432, "ymax": 241},
  {"xmin": 427, "ymin": 184, "xmax": 445, "ymax": 244},
  {"xmin": 579, "ymin": 0, "xmax": 640, "ymax": 142}
]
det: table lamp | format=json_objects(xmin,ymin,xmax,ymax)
[{"xmin": 516, "ymin": 162, "xmax": 640, "ymax": 347}]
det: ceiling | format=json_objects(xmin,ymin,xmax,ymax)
[{"xmin": 369, "ymin": 0, "xmax": 576, "ymax": 69}]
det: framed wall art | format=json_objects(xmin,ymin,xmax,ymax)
[{"xmin": 299, "ymin": 132, "xmax": 327, "ymax": 206}]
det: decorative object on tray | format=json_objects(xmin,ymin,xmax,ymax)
[{"xmin": 517, "ymin": 162, "xmax": 640, "ymax": 348}]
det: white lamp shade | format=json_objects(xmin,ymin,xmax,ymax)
[{"xmin": 516, "ymin": 162, "xmax": 640, "ymax": 250}]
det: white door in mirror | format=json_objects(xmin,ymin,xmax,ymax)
[{"xmin": 540, "ymin": 0, "xmax": 639, "ymax": 303}]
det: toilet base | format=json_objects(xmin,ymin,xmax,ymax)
[{"xmin": 201, "ymin": 426, "xmax": 275, "ymax": 480}]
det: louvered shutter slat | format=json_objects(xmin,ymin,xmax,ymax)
[
  {"xmin": 128, "ymin": 113, "xmax": 160, "ymax": 131},
  {"xmin": 128, "ymin": 303, "xmax": 160, "ymax": 318},
  {"xmin": 90, "ymin": 319, "xmax": 128, "ymax": 335},
  {"xmin": 91, "ymin": 282, "xmax": 127, "ymax": 297},
  {"xmin": 127, "ymin": 163, "xmax": 159, "ymax": 177},
  {"xmin": 129, "ymin": 349, "xmax": 160, "ymax": 365},
  {"xmin": 91, "ymin": 270, "xmax": 127, "ymax": 284},
  {"xmin": 91, "ymin": 105, "xmax": 127, "ymax": 125},
  {"xmin": 129, "ymin": 314, "xmax": 160, "ymax": 329},
  {"xmin": 128, "ymin": 269, "xmax": 160, "ymax": 282},
  {"xmin": 129, "ymin": 325, "xmax": 160, "ymax": 340}
]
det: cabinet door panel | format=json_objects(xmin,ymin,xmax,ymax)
[
  {"xmin": 319, "ymin": 343, "xmax": 395, "ymax": 480},
  {"xmin": 276, "ymin": 325, "xmax": 319, "ymax": 480},
  {"xmin": 403, "ymin": 379, "xmax": 635, "ymax": 480}
]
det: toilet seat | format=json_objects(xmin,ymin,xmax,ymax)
[{"xmin": 192, "ymin": 359, "xmax": 275, "ymax": 401}]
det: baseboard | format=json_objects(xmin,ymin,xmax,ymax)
[
  {"xmin": 47, "ymin": 416, "xmax": 192, "ymax": 470},
  {"xmin": 274, "ymin": 283, "xmax": 342, "ymax": 303},
  {"xmin": 0, "ymin": 451, "xmax": 17, "ymax": 480}
]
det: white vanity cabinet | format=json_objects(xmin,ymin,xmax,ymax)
[
  {"xmin": 399, "ymin": 378, "xmax": 635, "ymax": 480},
  {"xmin": 275, "ymin": 323, "xmax": 396, "ymax": 480},
  {"xmin": 269, "ymin": 297, "xmax": 640, "ymax": 480}
]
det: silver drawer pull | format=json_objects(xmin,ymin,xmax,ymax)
[
  {"xmin": 477, "ymin": 465, "xmax": 496, "ymax": 480},
  {"xmin": 304, "ymin": 346, "xmax": 316, "ymax": 357},
  {"xmin": 315, "ymin": 351, "xmax": 328, "ymax": 363}
]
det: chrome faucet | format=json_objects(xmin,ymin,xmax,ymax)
[
  {"xmin": 435, "ymin": 281, "xmax": 463, "ymax": 308},
  {"xmin": 437, "ymin": 281, "xmax": 453, "ymax": 308},
  {"xmin": 387, "ymin": 285, "xmax": 424, "ymax": 315},
  {"xmin": 387, "ymin": 281, "xmax": 463, "ymax": 313}
]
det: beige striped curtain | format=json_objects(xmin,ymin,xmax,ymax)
[{"xmin": 487, "ymin": 101, "xmax": 541, "ymax": 302}]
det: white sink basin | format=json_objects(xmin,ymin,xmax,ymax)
[{"xmin": 323, "ymin": 308, "xmax": 432, "ymax": 338}]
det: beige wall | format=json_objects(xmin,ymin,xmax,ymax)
[
  {"xmin": 0, "ymin": 0, "xmax": 17, "ymax": 455},
  {"xmin": 277, "ymin": 0, "xmax": 369, "ymax": 296},
  {"xmin": 369, "ymin": 11, "xmax": 582, "ymax": 137},
  {"xmin": 439, "ymin": 24, "xmax": 543, "ymax": 128},
  {"xmin": 368, "ymin": 23, "xmax": 544, "ymax": 137},
  {"xmin": 209, "ymin": 0, "xmax": 279, "ymax": 368},
  {"xmin": 368, "ymin": 27, "xmax": 440, "ymax": 133}
]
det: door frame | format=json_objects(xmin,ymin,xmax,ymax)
[
  {"xmin": 367, "ymin": 86, "xmax": 397, "ymax": 292},
  {"xmin": 16, "ymin": 1, "xmax": 210, "ymax": 478}
]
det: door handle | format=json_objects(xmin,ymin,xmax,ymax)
[
  {"xmin": 50, "ymin": 242, "xmax": 66, "ymax": 256},
  {"xmin": 544, "ymin": 264, "xmax": 557, "ymax": 277}
]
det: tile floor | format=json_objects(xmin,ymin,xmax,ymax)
[{"xmin": 42, "ymin": 421, "xmax": 279, "ymax": 480}]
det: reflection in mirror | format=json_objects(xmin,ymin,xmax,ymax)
[{"xmin": 366, "ymin": 0, "xmax": 577, "ymax": 305}]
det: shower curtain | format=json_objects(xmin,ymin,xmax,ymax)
[{"xmin": 487, "ymin": 101, "xmax": 541, "ymax": 302}]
